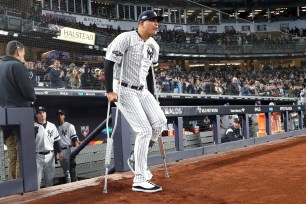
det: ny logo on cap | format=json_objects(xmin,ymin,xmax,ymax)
[{"xmin": 142, "ymin": 15, "xmax": 147, "ymax": 19}]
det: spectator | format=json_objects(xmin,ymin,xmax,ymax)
[
  {"xmin": 172, "ymin": 76, "xmax": 182, "ymax": 94},
  {"xmin": 25, "ymin": 61, "xmax": 40, "ymax": 87},
  {"xmin": 34, "ymin": 61, "xmax": 48, "ymax": 85},
  {"xmin": 227, "ymin": 77, "xmax": 240, "ymax": 95},
  {"xmin": 186, "ymin": 77, "xmax": 195, "ymax": 94},
  {"xmin": 48, "ymin": 59, "xmax": 65, "ymax": 88},
  {"xmin": 0, "ymin": 40, "xmax": 36, "ymax": 180},
  {"xmin": 288, "ymin": 84, "xmax": 299, "ymax": 97},
  {"xmin": 215, "ymin": 82, "xmax": 224, "ymax": 95},
  {"xmin": 157, "ymin": 71, "xmax": 171, "ymax": 93},
  {"xmin": 241, "ymin": 82, "xmax": 252, "ymax": 96},
  {"xmin": 275, "ymin": 83, "xmax": 285, "ymax": 97},
  {"xmin": 194, "ymin": 79, "xmax": 203, "ymax": 94},
  {"xmin": 66, "ymin": 67, "xmax": 80, "ymax": 89},
  {"xmin": 80, "ymin": 64, "xmax": 94, "ymax": 89},
  {"xmin": 91, "ymin": 68, "xmax": 104, "ymax": 89}
]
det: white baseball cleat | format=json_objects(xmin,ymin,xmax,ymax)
[{"xmin": 132, "ymin": 180, "xmax": 162, "ymax": 193}]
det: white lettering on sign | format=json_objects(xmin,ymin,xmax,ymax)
[
  {"xmin": 54, "ymin": 26, "xmax": 96, "ymax": 45},
  {"xmin": 254, "ymin": 107, "xmax": 261, "ymax": 112},
  {"xmin": 199, "ymin": 108, "xmax": 218, "ymax": 113},
  {"xmin": 280, "ymin": 107, "xmax": 293, "ymax": 111},
  {"xmin": 230, "ymin": 108, "xmax": 245, "ymax": 113},
  {"xmin": 163, "ymin": 107, "xmax": 183, "ymax": 115}
]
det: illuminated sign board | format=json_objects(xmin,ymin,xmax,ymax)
[{"xmin": 50, "ymin": 24, "xmax": 95, "ymax": 45}]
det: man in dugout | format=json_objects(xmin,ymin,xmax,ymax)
[{"xmin": 221, "ymin": 117, "xmax": 243, "ymax": 143}]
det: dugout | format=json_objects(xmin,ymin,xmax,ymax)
[
  {"xmin": 33, "ymin": 88, "xmax": 297, "ymax": 142},
  {"xmin": 0, "ymin": 88, "xmax": 302, "ymax": 197}
]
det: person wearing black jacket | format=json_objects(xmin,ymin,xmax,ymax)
[
  {"xmin": 48, "ymin": 59, "xmax": 65, "ymax": 88},
  {"xmin": 221, "ymin": 118, "xmax": 243, "ymax": 143},
  {"xmin": 0, "ymin": 40, "xmax": 36, "ymax": 180},
  {"xmin": 227, "ymin": 77, "xmax": 240, "ymax": 95}
]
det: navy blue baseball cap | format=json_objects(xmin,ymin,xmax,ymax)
[
  {"xmin": 35, "ymin": 106, "xmax": 46, "ymax": 113},
  {"xmin": 57, "ymin": 109, "xmax": 65, "ymax": 115},
  {"xmin": 138, "ymin": 10, "xmax": 164, "ymax": 23},
  {"xmin": 233, "ymin": 118, "xmax": 241, "ymax": 124}
]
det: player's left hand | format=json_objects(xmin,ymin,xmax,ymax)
[{"xmin": 107, "ymin": 92, "xmax": 118, "ymax": 102}]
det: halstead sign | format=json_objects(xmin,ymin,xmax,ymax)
[{"xmin": 56, "ymin": 27, "xmax": 96, "ymax": 45}]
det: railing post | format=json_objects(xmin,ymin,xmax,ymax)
[
  {"xmin": 242, "ymin": 114, "xmax": 250, "ymax": 139},
  {"xmin": 298, "ymin": 111, "xmax": 303, "ymax": 129},
  {"xmin": 265, "ymin": 112, "xmax": 272, "ymax": 135},
  {"xmin": 0, "ymin": 127, "xmax": 5, "ymax": 182},
  {"xmin": 283, "ymin": 111, "xmax": 289, "ymax": 132},
  {"xmin": 213, "ymin": 115, "xmax": 221, "ymax": 144},
  {"xmin": 112, "ymin": 107, "xmax": 131, "ymax": 172},
  {"xmin": 174, "ymin": 117, "xmax": 183, "ymax": 151}
]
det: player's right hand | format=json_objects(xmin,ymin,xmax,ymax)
[{"xmin": 106, "ymin": 92, "xmax": 118, "ymax": 102}]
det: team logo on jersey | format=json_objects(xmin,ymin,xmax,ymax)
[
  {"xmin": 47, "ymin": 130, "xmax": 54, "ymax": 137},
  {"xmin": 112, "ymin": 50, "xmax": 123, "ymax": 56},
  {"xmin": 61, "ymin": 130, "xmax": 67, "ymax": 137},
  {"xmin": 81, "ymin": 125, "xmax": 89, "ymax": 137},
  {"xmin": 112, "ymin": 50, "xmax": 123, "ymax": 63},
  {"xmin": 147, "ymin": 48, "xmax": 154, "ymax": 60}
]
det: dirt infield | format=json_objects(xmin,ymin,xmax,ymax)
[{"xmin": 4, "ymin": 136, "xmax": 306, "ymax": 204}]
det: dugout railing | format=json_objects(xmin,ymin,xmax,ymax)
[
  {"xmin": 0, "ymin": 108, "xmax": 38, "ymax": 198},
  {"xmin": 111, "ymin": 105, "xmax": 306, "ymax": 172}
]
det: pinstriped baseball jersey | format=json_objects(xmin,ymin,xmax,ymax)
[
  {"xmin": 34, "ymin": 121, "xmax": 60, "ymax": 152},
  {"xmin": 105, "ymin": 31, "xmax": 159, "ymax": 87},
  {"xmin": 58, "ymin": 122, "xmax": 78, "ymax": 147}
]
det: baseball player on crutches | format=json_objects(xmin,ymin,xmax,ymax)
[{"xmin": 103, "ymin": 10, "xmax": 167, "ymax": 193}]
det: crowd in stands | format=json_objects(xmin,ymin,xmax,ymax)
[
  {"xmin": 25, "ymin": 60, "xmax": 105, "ymax": 90},
  {"xmin": 25, "ymin": 58, "xmax": 304, "ymax": 100},
  {"xmin": 155, "ymin": 64, "xmax": 304, "ymax": 99},
  {"xmin": 2, "ymin": 4, "xmax": 305, "ymax": 100}
]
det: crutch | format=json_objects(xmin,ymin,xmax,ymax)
[
  {"xmin": 103, "ymin": 101, "xmax": 117, "ymax": 193},
  {"xmin": 103, "ymin": 60, "xmax": 124, "ymax": 194},
  {"xmin": 151, "ymin": 65, "xmax": 169, "ymax": 178}
]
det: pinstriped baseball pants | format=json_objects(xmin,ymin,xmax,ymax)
[{"xmin": 114, "ymin": 84, "xmax": 167, "ymax": 183}]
